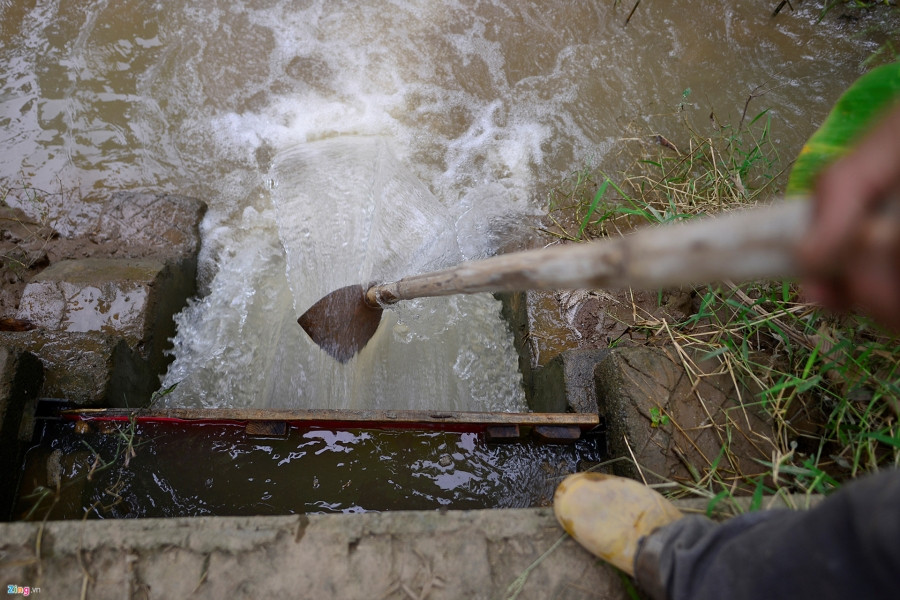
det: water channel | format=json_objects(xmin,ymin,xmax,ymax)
[
  {"xmin": 1, "ymin": 1, "xmax": 896, "ymax": 411},
  {"xmin": 17, "ymin": 417, "xmax": 606, "ymax": 518}
]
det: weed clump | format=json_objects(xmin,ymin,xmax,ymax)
[{"xmin": 546, "ymin": 100, "xmax": 780, "ymax": 242}]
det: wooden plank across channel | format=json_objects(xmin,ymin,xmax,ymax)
[{"xmin": 60, "ymin": 408, "xmax": 599, "ymax": 441}]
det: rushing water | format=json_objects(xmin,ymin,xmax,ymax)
[{"xmin": 1, "ymin": 1, "xmax": 896, "ymax": 410}]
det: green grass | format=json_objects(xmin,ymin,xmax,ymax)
[
  {"xmin": 674, "ymin": 283, "xmax": 898, "ymax": 496},
  {"xmin": 546, "ymin": 107, "xmax": 782, "ymax": 242},
  {"xmin": 545, "ymin": 103, "xmax": 899, "ymax": 511},
  {"xmin": 17, "ymin": 383, "xmax": 179, "ymax": 521},
  {"xmin": 20, "ymin": 415, "xmax": 147, "ymax": 520}
]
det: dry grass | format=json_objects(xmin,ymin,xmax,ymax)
[{"xmin": 0, "ymin": 179, "xmax": 59, "ymax": 271}]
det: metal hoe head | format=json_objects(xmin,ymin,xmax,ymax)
[{"xmin": 297, "ymin": 284, "xmax": 384, "ymax": 363}]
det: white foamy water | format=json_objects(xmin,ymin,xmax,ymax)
[
  {"xmin": 1, "ymin": 0, "xmax": 895, "ymax": 409},
  {"xmin": 164, "ymin": 136, "xmax": 525, "ymax": 410}
]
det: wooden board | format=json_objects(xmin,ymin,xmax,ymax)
[{"xmin": 60, "ymin": 407, "xmax": 599, "ymax": 434}]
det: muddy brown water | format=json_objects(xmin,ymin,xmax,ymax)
[
  {"xmin": 15, "ymin": 418, "xmax": 604, "ymax": 519},
  {"xmin": 3, "ymin": 1, "xmax": 897, "ymax": 411}
]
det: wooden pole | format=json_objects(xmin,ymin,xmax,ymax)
[{"xmin": 367, "ymin": 200, "xmax": 810, "ymax": 305}]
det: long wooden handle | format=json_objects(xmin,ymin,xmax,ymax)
[{"xmin": 366, "ymin": 200, "xmax": 812, "ymax": 306}]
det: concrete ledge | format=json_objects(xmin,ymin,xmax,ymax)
[
  {"xmin": 532, "ymin": 348, "xmax": 607, "ymax": 414},
  {"xmin": 497, "ymin": 290, "xmax": 595, "ymax": 413},
  {"xmin": 17, "ymin": 258, "xmax": 191, "ymax": 376},
  {"xmin": 0, "ymin": 192, "xmax": 206, "ymax": 406},
  {"xmin": 0, "ymin": 331, "xmax": 154, "ymax": 407},
  {"xmin": 595, "ymin": 347, "xmax": 774, "ymax": 490},
  {"xmin": 0, "ymin": 509, "xmax": 631, "ymax": 600},
  {"xmin": 0, "ymin": 493, "xmax": 821, "ymax": 599}
]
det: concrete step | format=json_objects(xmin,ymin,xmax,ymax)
[
  {"xmin": 0, "ymin": 509, "xmax": 631, "ymax": 600},
  {"xmin": 0, "ymin": 494, "xmax": 819, "ymax": 600}
]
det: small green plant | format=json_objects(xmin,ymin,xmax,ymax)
[
  {"xmin": 649, "ymin": 406, "xmax": 671, "ymax": 428},
  {"xmin": 544, "ymin": 165, "xmax": 605, "ymax": 241},
  {"xmin": 676, "ymin": 87, "xmax": 692, "ymax": 112},
  {"xmin": 667, "ymin": 281, "xmax": 899, "ymax": 496}
]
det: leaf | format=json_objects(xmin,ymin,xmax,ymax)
[
  {"xmin": 706, "ymin": 489, "xmax": 731, "ymax": 517},
  {"xmin": 787, "ymin": 61, "xmax": 900, "ymax": 197},
  {"xmin": 866, "ymin": 430, "xmax": 900, "ymax": 448},
  {"xmin": 578, "ymin": 178, "xmax": 610, "ymax": 238},
  {"xmin": 699, "ymin": 346, "xmax": 730, "ymax": 362},
  {"xmin": 748, "ymin": 108, "xmax": 771, "ymax": 128},
  {"xmin": 749, "ymin": 477, "xmax": 765, "ymax": 512}
]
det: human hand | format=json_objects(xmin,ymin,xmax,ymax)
[{"xmin": 798, "ymin": 104, "xmax": 900, "ymax": 333}]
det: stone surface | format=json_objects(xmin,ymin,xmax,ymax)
[
  {"xmin": 2, "ymin": 192, "xmax": 206, "ymax": 320},
  {"xmin": 595, "ymin": 346, "xmax": 775, "ymax": 491},
  {"xmin": 0, "ymin": 331, "xmax": 154, "ymax": 407},
  {"xmin": 0, "ymin": 347, "xmax": 43, "ymax": 520},
  {"xmin": 497, "ymin": 290, "xmax": 580, "ymax": 407},
  {"xmin": 499, "ymin": 288, "xmax": 696, "ymax": 372},
  {"xmin": 16, "ymin": 258, "xmax": 184, "ymax": 374},
  {"xmin": 94, "ymin": 192, "xmax": 205, "ymax": 261},
  {"xmin": 498, "ymin": 290, "xmax": 606, "ymax": 412},
  {"xmin": 29, "ymin": 191, "xmax": 206, "ymax": 260},
  {"xmin": 18, "ymin": 259, "xmax": 161, "ymax": 335},
  {"xmin": 532, "ymin": 348, "xmax": 608, "ymax": 414},
  {"xmin": 495, "ymin": 290, "xmax": 537, "ymax": 404},
  {"xmin": 0, "ymin": 192, "xmax": 206, "ymax": 406},
  {"xmin": 497, "ymin": 288, "xmax": 692, "ymax": 412}
]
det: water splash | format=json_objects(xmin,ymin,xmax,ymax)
[{"xmin": 162, "ymin": 138, "xmax": 526, "ymax": 411}]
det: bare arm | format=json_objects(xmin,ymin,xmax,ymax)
[{"xmin": 799, "ymin": 104, "xmax": 900, "ymax": 332}]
